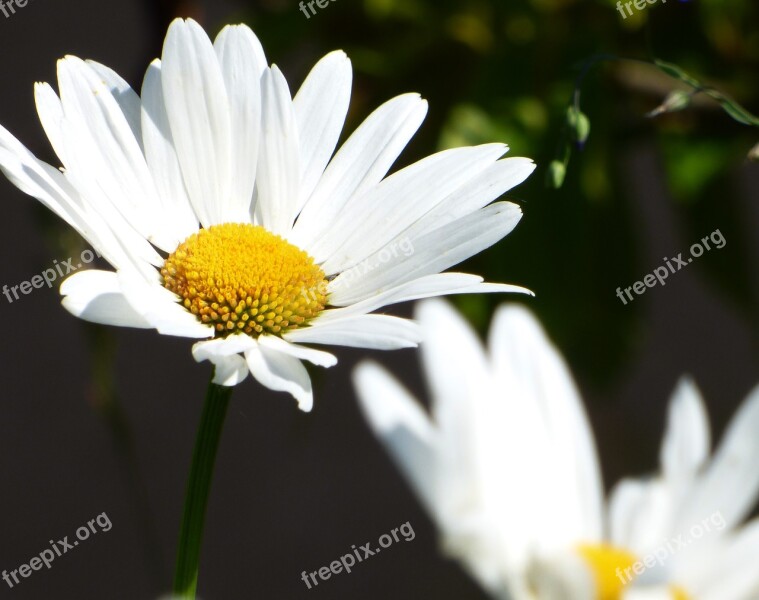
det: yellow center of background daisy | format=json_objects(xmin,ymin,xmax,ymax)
[
  {"xmin": 161, "ymin": 223, "xmax": 328, "ymax": 337},
  {"xmin": 576, "ymin": 544, "xmax": 638, "ymax": 600},
  {"xmin": 575, "ymin": 544, "xmax": 692, "ymax": 600}
]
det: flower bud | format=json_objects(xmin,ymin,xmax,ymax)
[
  {"xmin": 547, "ymin": 160, "xmax": 566, "ymax": 189},
  {"xmin": 566, "ymin": 106, "xmax": 591, "ymax": 146},
  {"xmin": 647, "ymin": 90, "xmax": 692, "ymax": 117}
]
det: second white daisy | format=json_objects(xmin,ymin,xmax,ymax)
[{"xmin": 353, "ymin": 300, "xmax": 759, "ymax": 600}]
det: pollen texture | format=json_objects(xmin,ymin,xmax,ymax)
[{"xmin": 161, "ymin": 223, "xmax": 328, "ymax": 337}]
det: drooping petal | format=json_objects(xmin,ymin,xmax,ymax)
[
  {"xmin": 245, "ymin": 344, "xmax": 313, "ymax": 411},
  {"xmin": 117, "ymin": 269, "xmax": 214, "ymax": 339},
  {"xmin": 60, "ymin": 270, "xmax": 153, "ymax": 329},
  {"xmin": 257, "ymin": 334, "xmax": 337, "ymax": 367},
  {"xmin": 192, "ymin": 335, "xmax": 257, "ymax": 386},
  {"xmin": 210, "ymin": 354, "xmax": 250, "ymax": 387}
]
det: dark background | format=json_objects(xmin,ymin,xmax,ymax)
[{"xmin": 0, "ymin": 0, "xmax": 757, "ymax": 598}]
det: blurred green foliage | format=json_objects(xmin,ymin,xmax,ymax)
[{"xmin": 225, "ymin": 0, "xmax": 759, "ymax": 388}]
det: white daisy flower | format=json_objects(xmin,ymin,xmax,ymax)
[
  {"xmin": 353, "ymin": 299, "xmax": 759, "ymax": 600},
  {"xmin": 0, "ymin": 18, "xmax": 535, "ymax": 411},
  {"xmin": 610, "ymin": 378, "xmax": 759, "ymax": 600}
]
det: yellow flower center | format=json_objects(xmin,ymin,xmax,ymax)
[
  {"xmin": 576, "ymin": 544, "xmax": 692, "ymax": 600},
  {"xmin": 161, "ymin": 223, "xmax": 328, "ymax": 337},
  {"xmin": 671, "ymin": 587, "xmax": 691, "ymax": 600},
  {"xmin": 576, "ymin": 544, "xmax": 638, "ymax": 600}
]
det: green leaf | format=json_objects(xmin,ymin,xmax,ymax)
[
  {"xmin": 718, "ymin": 97, "xmax": 759, "ymax": 126},
  {"xmin": 654, "ymin": 59, "xmax": 701, "ymax": 88},
  {"xmin": 654, "ymin": 60, "xmax": 759, "ymax": 127}
]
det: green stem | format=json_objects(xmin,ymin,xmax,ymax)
[{"xmin": 173, "ymin": 375, "xmax": 233, "ymax": 599}]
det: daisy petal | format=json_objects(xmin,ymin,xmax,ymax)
[
  {"xmin": 330, "ymin": 201, "xmax": 522, "ymax": 305},
  {"xmin": 353, "ymin": 361, "xmax": 437, "ymax": 513},
  {"xmin": 141, "ymin": 59, "xmax": 198, "ymax": 242},
  {"xmin": 56, "ymin": 56, "xmax": 172, "ymax": 250},
  {"xmin": 258, "ymin": 335, "xmax": 337, "ymax": 368},
  {"xmin": 0, "ymin": 129, "xmax": 131, "ymax": 272},
  {"xmin": 694, "ymin": 519, "xmax": 759, "ymax": 600},
  {"xmin": 415, "ymin": 300, "xmax": 494, "ymax": 525},
  {"xmin": 60, "ymin": 270, "xmax": 152, "ymax": 329},
  {"xmin": 660, "ymin": 377, "xmax": 711, "ymax": 484},
  {"xmin": 324, "ymin": 273, "xmax": 485, "ymax": 320},
  {"xmin": 400, "ymin": 156, "xmax": 535, "ymax": 241},
  {"xmin": 416, "ymin": 298, "xmax": 489, "ymax": 411},
  {"xmin": 488, "ymin": 304, "xmax": 603, "ymax": 542},
  {"xmin": 680, "ymin": 384, "xmax": 759, "ymax": 531},
  {"xmin": 214, "ymin": 24, "xmax": 266, "ymax": 220},
  {"xmin": 608, "ymin": 479, "xmax": 675, "ymax": 553},
  {"xmin": 257, "ymin": 66, "xmax": 300, "ymax": 235},
  {"xmin": 245, "ymin": 345, "xmax": 313, "ymax": 411},
  {"xmin": 320, "ymin": 144, "xmax": 509, "ymax": 274},
  {"xmin": 284, "ymin": 314, "xmax": 421, "ymax": 350},
  {"xmin": 85, "ymin": 59, "xmax": 143, "ymax": 152},
  {"xmin": 34, "ymin": 82, "xmax": 69, "ymax": 164},
  {"xmin": 192, "ymin": 336, "xmax": 257, "ymax": 386},
  {"xmin": 192, "ymin": 334, "xmax": 257, "ymax": 361},
  {"xmin": 211, "ymin": 354, "xmax": 250, "ymax": 387},
  {"xmin": 117, "ymin": 269, "xmax": 214, "ymax": 339},
  {"xmin": 293, "ymin": 50, "xmax": 352, "ymax": 211},
  {"xmin": 327, "ymin": 273, "xmax": 532, "ymax": 316},
  {"xmin": 291, "ymin": 93, "xmax": 427, "ymax": 249},
  {"xmin": 161, "ymin": 18, "xmax": 232, "ymax": 227}
]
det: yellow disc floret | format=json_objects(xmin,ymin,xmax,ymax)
[
  {"xmin": 161, "ymin": 223, "xmax": 328, "ymax": 337},
  {"xmin": 575, "ymin": 543, "xmax": 693, "ymax": 600},
  {"xmin": 576, "ymin": 543, "xmax": 638, "ymax": 600}
]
